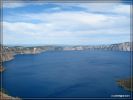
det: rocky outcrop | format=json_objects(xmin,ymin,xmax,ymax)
[
  {"xmin": 0, "ymin": 46, "xmax": 45, "ymax": 62},
  {"xmin": 0, "ymin": 92, "xmax": 21, "ymax": 100},
  {"xmin": 0, "ymin": 66, "xmax": 5, "ymax": 72},
  {"xmin": 62, "ymin": 42, "xmax": 131, "ymax": 51},
  {"xmin": 0, "ymin": 46, "xmax": 14, "ymax": 62},
  {"xmin": 107, "ymin": 42, "xmax": 131, "ymax": 51},
  {"xmin": 117, "ymin": 77, "xmax": 133, "ymax": 91},
  {"xmin": 1, "ymin": 52, "xmax": 14, "ymax": 62}
]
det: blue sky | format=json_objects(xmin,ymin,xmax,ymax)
[{"xmin": 3, "ymin": 0, "xmax": 131, "ymax": 45}]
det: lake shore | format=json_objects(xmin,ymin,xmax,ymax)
[
  {"xmin": 0, "ymin": 92, "xmax": 21, "ymax": 100},
  {"xmin": 117, "ymin": 77, "xmax": 133, "ymax": 91},
  {"xmin": 0, "ymin": 66, "xmax": 5, "ymax": 72}
]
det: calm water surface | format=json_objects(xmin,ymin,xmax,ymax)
[{"xmin": 2, "ymin": 51, "xmax": 131, "ymax": 98}]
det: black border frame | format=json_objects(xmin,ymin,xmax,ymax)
[{"xmin": 0, "ymin": 0, "xmax": 133, "ymax": 99}]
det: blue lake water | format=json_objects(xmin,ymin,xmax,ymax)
[{"xmin": 2, "ymin": 51, "xmax": 132, "ymax": 98}]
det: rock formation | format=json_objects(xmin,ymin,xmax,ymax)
[
  {"xmin": 0, "ymin": 42, "xmax": 132, "ymax": 62},
  {"xmin": 117, "ymin": 77, "xmax": 133, "ymax": 91}
]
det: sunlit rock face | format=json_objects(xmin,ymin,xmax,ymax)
[
  {"xmin": 108, "ymin": 42, "xmax": 131, "ymax": 51},
  {"xmin": 0, "ymin": 46, "xmax": 14, "ymax": 62},
  {"xmin": 62, "ymin": 42, "xmax": 131, "ymax": 51},
  {"xmin": 0, "ymin": 46, "xmax": 45, "ymax": 62},
  {"xmin": 1, "ymin": 52, "xmax": 14, "ymax": 62}
]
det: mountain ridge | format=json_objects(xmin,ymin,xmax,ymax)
[{"xmin": 0, "ymin": 42, "xmax": 132, "ymax": 62}]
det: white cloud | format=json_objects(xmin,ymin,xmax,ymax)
[
  {"xmin": 113, "ymin": 4, "xmax": 131, "ymax": 15},
  {"xmin": 3, "ymin": 2, "xmax": 44, "ymax": 8},
  {"xmin": 68, "ymin": 3, "xmax": 130, "ymax": 16},
  {"xmin": 19, "ymin": 10, "xmax": 130, "ymax": 31},
  {"xmin": 3, "ymin": 3, "xmax": 130, "ymax": 45},
  {"xmin": 3, "ymin": 3, "xmax": 28, "ymax": 8}
]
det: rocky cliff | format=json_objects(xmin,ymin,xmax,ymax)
[
  {"xmin": 0, "ymin": 46, "xmax": 14, "ymax": 62},
  {"xmin": 117, "ymin": 77, "xmax": 133, "ymax": 91},
  {"xmin": 0, "ymin": 42, "xmax": 132, "ymax": 62},
  {"xmin": 0, "ymin": 46, "xmax": 46, "ymax": 62},
  {"xmin": 62, "ymin": 42, "xmax": 131, "ymax": 51},
  {"xmin": 107, "ymin": 42, "xmax": 131, "ymax": 51}
]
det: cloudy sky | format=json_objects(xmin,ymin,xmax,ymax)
[{"xmin": 3, "ymin": 0, "xmax": 131, "ymax": 45}]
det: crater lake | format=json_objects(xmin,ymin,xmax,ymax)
[{"xmin": 2, "ymin": 50, "xmax": 131, "ymax": 98}]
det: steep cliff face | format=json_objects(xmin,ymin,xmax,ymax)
[
  {"xmin": 1, "ymin": 52, "xmax": 14, "ymax": 62},
  {"xmin": 62, "ymin": 42, "xmax": 131, "ymax": 51},
  {"xmin": 107, "ymin": 42, "xmax": 131, "ymax": 51},
  {"xmin": 0, "ymin": 46, "xmax": 13, "ymax": 72},
  {"xmin": 0, "ymin": 46, "xmax": 14, "ymax": 62},
  {"xmin": 0, "ymin": 46, "xmax": 46, "ymax": 62},
  {"xmin": 0, "ymin": 66, "xmax": 5, "ymax": 72}
]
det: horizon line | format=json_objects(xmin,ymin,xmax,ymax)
[{"xmin": 2, "ymin": 41, "xmax": 130, "ymax": 47}]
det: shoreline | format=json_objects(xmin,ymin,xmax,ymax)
[
  {"xmin": 117, "ymin": 78, "xmax": 133, "ymax": 92},
  {"xmin": 0, "ymin": 66, "xmax": 5, "ymax": 72},
  {"xmin": 0, "ymin": 92, "xmax": 21, "ymax": 100}
]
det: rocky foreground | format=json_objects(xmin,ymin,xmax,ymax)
[
  {"xmin": 117, "ymin": 78, "xmax": 133, "ymax": 91},
  {"xmin": 0, "ymin": 66, "xmax": 5, "ymax": 72},
  {"xmin": 0, "ymin": 92, "xmax": 21, "ymax": 100}
]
